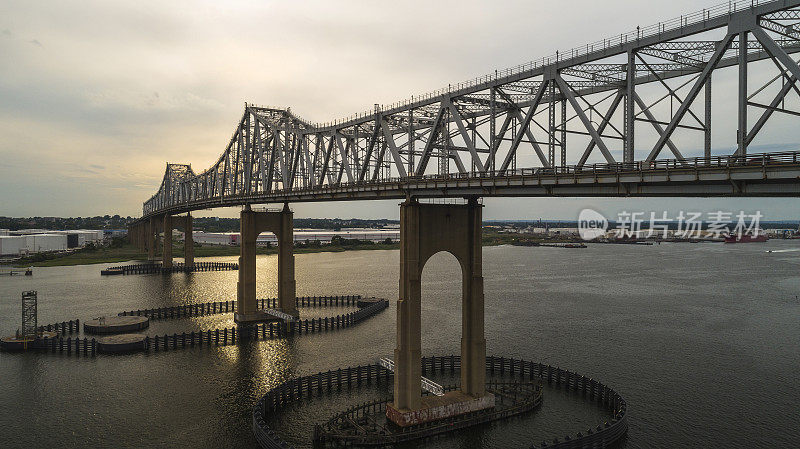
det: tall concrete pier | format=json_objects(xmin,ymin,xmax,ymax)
[
  {"xmin": 161, "ymin": 214, "xmax": 194, "ymax": 268},
  {"xmin": 236, "ymin": 204, "xmax": 297, "ymax": 324},
  {"xmin": 162, "ymin": 214, "xmax": 173, "ymax": 268},
  {"xmin": 388, "ymin": 198, "xmax": 489, "ymax": 426},
  {"xmin": 147, "ymin": 216, "xmax": 159, "ymax": 261}
]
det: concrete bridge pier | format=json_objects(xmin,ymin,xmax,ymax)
[
  {"xmin": 137, "ymin": 222, "xmax": 148, "ymax": 253},
  {"xmin": 132, "ymin": 223, "xmax": 141, "ymax": 250},
  {"xmin": 236, "ymin": 204, "xmax": 298, "ymax": 325},
  {"xmin": 162, "ymin": 214, "xmax": 173, "ymax": 268},
  {"xmin": 388, "ymin": 197, "xmax": 490, "ymax": 427},
  {"xmin": 147, "ymin": 216, "xmax": 159, "ymax": 261},
  {"xmin": 161, "ymin": 214, "xmax": 194, "ymax": 268},
  {"xmin": 183, "ymin": 214, "xmax": 194, "ymax": 267},
  {"xmin": 129, "ymin": 223, "xmax": 138, "ymax": 249}
]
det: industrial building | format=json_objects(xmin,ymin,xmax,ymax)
[
  {"xmin": 191, "ymin": 232, "xmax": 239, "ymax": 246},
  {"xmin": 24, "ymin": 234, "xmax": 68, "ymax": 253},
  {"xmin": 0, "ymin": 236, "xmax": 28, "ymax": 256},
  {"xmin": 186, "ymin": 229, "xmax": 399, "ymax": 246},
  {"xmin": 0, "ymin": 229, "xmax": 106, "ymax": 256}
]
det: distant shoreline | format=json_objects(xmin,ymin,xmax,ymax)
[
  {"xmin": 8, "ymin": 231, "xmax": 548, "ymax": 267},
  {"xmin": 15, "ymin": 232, "xmax": 794, "ymax": 268},
  {"xmin": 11, "ymin": 241, "xmax": 404, "ymax": 268}
]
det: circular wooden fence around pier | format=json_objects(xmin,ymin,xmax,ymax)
[{"xmin": 252, "ymin": 355, "xmax": 627, "ymax": 449}]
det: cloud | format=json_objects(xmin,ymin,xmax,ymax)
[{"xmin": 0, "ymin": 0, "xmax": 798, "ymax": 218}]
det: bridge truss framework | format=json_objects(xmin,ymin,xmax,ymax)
[{"xmin": 142, "ymin": 0, "xmax": 800, "ymax": 218}]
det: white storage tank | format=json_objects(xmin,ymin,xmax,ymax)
[{"xmin": 0, "ymin": 236, "xmax": 28, "ymax": 255}]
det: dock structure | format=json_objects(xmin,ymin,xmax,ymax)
[{"xmin": 100, "ymin": 261, "xmax": 237, "ymax": 275}]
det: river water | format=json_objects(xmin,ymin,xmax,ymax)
[{"xmin": 1, "ymin": 241, "xmax": 799, "ymax": 448}]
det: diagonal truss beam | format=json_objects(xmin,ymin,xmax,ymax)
[
  {"xmin": 500, "ymin": 80, "xmax": 550, "ymax": 173},
  {"xmin": 414, "ymin": 106, "xmax": 445, "ymax": 176},
  {"xmin": 381, "ymin": 120, "xmax": 409, "ymax": 178},
  {"xmin": 578, "ymin": 90, "xmax": 624, "ymax": 166},
  {"xmin": 554, "ymin": 74, "xmax": 616, "ymax": 164},
  {"xmin": 633, "ymin": 93, "xmax": 687, "ymax": 162},
  {"xmin": 448, "ymin": 101, "xmax": 485, "ymax": 172},
  {"xmin": 646, "ymin": 33, "xmax": 734, "ymax": 163}
]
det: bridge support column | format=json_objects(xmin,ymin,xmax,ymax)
[
  {"xmin": 147, "ymin": 217, "xmax": 157, "ymax": 261},
  {"xmin": 388, "ymin": 198, "xmax": 490, "ymax": 427},
  {"xmin": 132, "ymin": 224, "xmax": 139, "ymax": 250},
  {"xmin": 163, "ymin": 214, "xmax": 173, "ymax": 269},
  {"xmin": 183, "ymin": 214, "xmax": 194, "ymax": 268},
  {"xmin": 277, "ymin": 204, "xmax": 297, "ymax": 317},
  {"xmin": 162, "ymin": 214, "xmax": 194, "ymax": 268},
  {"xmin": 140, "ymin": 224, "xmax": 146, "ymax": 252},
  {"xmin": 236, "ymin": 204, "xmax": 298, "ymax": 325}
]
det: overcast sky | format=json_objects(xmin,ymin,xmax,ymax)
[{"xmin": 1, "ymin": 0, "xmax": 798, "ymax": 221}]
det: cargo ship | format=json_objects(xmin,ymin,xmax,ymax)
[{"xmin": 723, "ymin": 234, "xmax": 768, "ymax": 243}]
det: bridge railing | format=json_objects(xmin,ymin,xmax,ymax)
[{"xmin": 282, "ymin": 150, "xmax": 800, "ymax": 190}]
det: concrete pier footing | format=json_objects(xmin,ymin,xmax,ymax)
[
  {"xmin": 97, "ymin": 334, "xmax": 146, "ymax": 353},
  {"xmin": 390, "ymin": 198, "xmax": 487, "ymax": 426},
  {"xmin": 387, "ymin": 391, "xmax": 495, "ymax": 427}
]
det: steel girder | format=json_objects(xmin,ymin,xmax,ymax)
[{"xmin": 142, "ymin": 0, "xmax": 800, "ymax": 217}]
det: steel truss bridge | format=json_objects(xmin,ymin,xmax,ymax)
[{"xmin": 141, "ymin": 0, "xmax": 800, "ymax": 219}]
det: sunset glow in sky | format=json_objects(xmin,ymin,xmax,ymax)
[{"xmin": 1, "ymin": 0, "xmax": 798, "ymax": 220}]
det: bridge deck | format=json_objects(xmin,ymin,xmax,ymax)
[{"xmin": 143, "ymin": 152, "xmax": 800, "ymax": 220}]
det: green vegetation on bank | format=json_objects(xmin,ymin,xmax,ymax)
[
  {"xmin": 482, "ymin": 231, "xmax": 581, "ymax": 246},
  {"xmin": 12, "ymin": 238, "xmax": 145, "ymax": 267}
]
